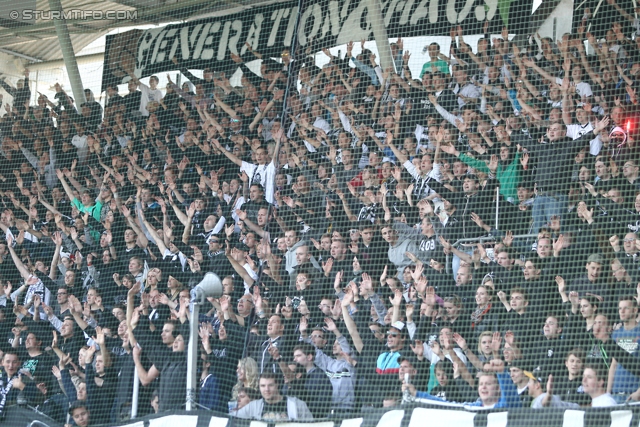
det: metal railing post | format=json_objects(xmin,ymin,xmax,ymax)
[{"xmin": 131, "ymin": 368, "xmax": 139, "ymax": 418}]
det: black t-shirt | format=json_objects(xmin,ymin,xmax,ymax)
[
  {"xmin": 554, "ymin": 375, "xmax": 592, "ymax": 406},
  {"xmin": 122, "ymin": 246, "xmax": 147, "ymax": 264},
  {"xmin": 261, "ymin": 398, "xmax": 289, "ymax": 422},
  {"xmin": 430, "ymin": 384, "xmax": 462, "ymax": 403},
  {"xmin": 19, "ymin": 350, "xmax": 57, "ymax": 391}
]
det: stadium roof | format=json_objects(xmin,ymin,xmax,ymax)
[{"xmin": 0, "ymin": 0, "xmax": 282, "ymax": 63}]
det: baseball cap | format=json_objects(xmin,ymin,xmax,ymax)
[
  {"xmin": 523, "ymin": 370, "xmax": 543, "ymax": 383},
  {"xmin": 390, "ymin": 321, "xmax": 405, "ymax": 331},
  {"xmin": 587, "ymin": 254, "xmax": 604, "ymax": 264}
]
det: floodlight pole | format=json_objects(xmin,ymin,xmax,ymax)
[
  {"xmin": 48, "ymin": 0, "xmax": 86, "ymax": 105},
  {"xmin": 366, "ymin": 0, "xmax": 395, "ymax": 73}
]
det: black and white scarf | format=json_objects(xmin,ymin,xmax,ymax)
[{"xmin": 0, "ymin": 370, "xmax": 15, "ymax": 417}]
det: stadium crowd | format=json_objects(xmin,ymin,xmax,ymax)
[{"xmin": 4, "ymin": 5, "xmax": 640, "ymax": 425}]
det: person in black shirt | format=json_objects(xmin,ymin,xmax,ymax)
[
  {"xmin": 83, "ymin": 327, "xmax": 118, "ymax": 425},
  {"xmin": 429, "ymin": 360, "xmax": 463, "ymax": 403},
  {"xmin": 12, "ymin": 327, "xmax": 57, "ymax": 395},
  {"xmin": 496, "ymin": 288, "xmax": 541, "ymax": 341},
  {"xmin": 122, "ymin": 80, "xmax": 142, "ymax": 117},
  {"xmin": 554, "ymin": 348, "xmax": 592, "ymax": 406},
  {"xmin": 527, "ymin": 314, "xmax": 570, "ymax": 377},
  {"xmin": 286, "ymin": 343, "xmax": 333, "ymax": 419},
  {"xmin": 202, "ymin": 321, "xmax": 243, "ymax": 410}
]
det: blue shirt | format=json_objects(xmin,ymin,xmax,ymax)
[
  {"xmin": 612, "ymin": 324, "xmax": 640, "ymax": 393},
  {"xmin": 416, "ymin": 372, "xmax": 521, "ymax": 408}
]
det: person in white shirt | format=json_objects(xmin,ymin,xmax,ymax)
[
  {"xmin": 522, "ymin": 58, "xmax": 593, "ymax": 100},
  {"xmin": 451, "ymin": 67, "xmax": 481, "ymax": 109},
  {"xmin": 310, "ymin": 103, "xmax": 331, "ymax": 134},
  {"xmin": 421, "ymin": 326, "xmax": 468, "ymax": 366},
  {"xmin": 555, "ymin": 64, "xmax": 593, "ymax": 99},
  {"xmin": 212, "ymin": 129, "xmax": 283, "ymax": 204},
  {"xmin": 582, "ymin": 364, "xmax": 617, "ymax": 407},
  {"xmin": 565, "ymin": 106, "xmax": 594, "ymax": 139},
  {"xmin": 71, "ymin": 121, "xmax": 89, "ymax": 165},
  {"xmin": 564, "ymin": 104, "xmax": 599, "ymax": 155},
  {"xmin": 128, "ymin": 73, "xmax": 164, "ymax": 117},
  {"xmin": 385, "ymin": 129, "xmax": 442, "ymax": 200}
]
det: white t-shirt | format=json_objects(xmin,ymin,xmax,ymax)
[
  {"xmin": 590, "ymin": 393, "xmax": 617, "ymax": 407},
  {"xmin": 566, "ymin": 122, "xmax": 593, "ymax": 140},
  {"xmin": 453, "ymin": 83, "xmax": 482, "ymax": 108},
  {"xmin": 242, "ymin": 263, "xmax": 259, "ymax": 293},
  {"xmin": 71, "ymin": 134, "xmax": 89, "ymax": 164},
  {"xmin": 312, "ymin": 116, "xmax": 331, "ymax": 134},
  {"xmin": 589, "ymin": 135, "xmax": 603, "ymax": 156},
  {"xmin": 566, "ymin": 122, "xmax": 601, "ymax": 156},
  {"xmin": 555, "ymin": 77, "xmax": 593, "ymax": 98},
  {"xmin": 531, "ymin": 393, "xmax": 580, "ymax": 409},
  {"xmin": 421, "ymin": 342, "xmax": 468, "ymax": 366},
  {"xmin": 241, "ymin": 160, "xmax": 276, "ymax": 204},
  {"xmin": 139, "ymin": 82, "xmax": 164, "ymax": 117}
]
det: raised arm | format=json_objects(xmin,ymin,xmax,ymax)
[
  {"xmin": 210, "ymin": 139, "xmax": 242, "ymax": 167},
  {"xmin": 120, "ymin": 205, "xmax": 149, "ymax": 248},
  {"xmin": 49, "ymin": 232, "xmax": 63, "ymax": 281},
  {"xmin": 608, "ymin": 0, "xmax": 636, "ymax": 24},
  {"xmin": 518, "ymin": 61, "xmax": 541, "ymax": 99},
  {"xmin": 55, "ymin": 170, "xmax": 76, "ymax": 202},
  {"xmin": 6, "ymin": 234, "xmax": 31, "ymax": 280},
  {"xmin": 458, "ymin": 40, "xmax": 487, "ymax": 69},
  {"xmin": 94, "ymin": 326, "xmax": 112, "ymax": 368},
  {"xmin": 213, "ymin": 93, "xmax": 238, "ymax": 117},
  {"xmin": 522, "ymin": 57, "xmax": 557, "ymax": 86},
  {"xmin": 126, "ymin": 282, "xmax": 141, "ymax": 347},
  {"xmin": 381, "ymin": 129, "xmax": 408, "ymax": 164},
  {"xmin": 67, "ymin": 295, "xmax": 90, "ymax": 331},
  {"xmin": 236, "ymin": 210, "xmax": 266, "ymax": 238},
  {"xmin": 141, "ymin": 215, "xmax": 168, "ymax": 255},
  {"xmin": 224, "ymin": 242, "xmax": 255, "ymax": 286},
  {"xmin": 168, "ymin": 195, "xmax": 189, "ymax": 226},
  {"xmin": 453, "ymin": 333, "xmax": 485, "ymax": 372},
  {"xmin": 132, "ymin": 346, "xmax": 160, "ymax": 387},
  {"xmin": 340, "ymin": 287, "xmax": 363, "ymax": 353},
  {"xmin": 443, "ymin": 334, "xmax": 474, "ymax": 388}
]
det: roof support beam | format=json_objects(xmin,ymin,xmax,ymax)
[
  {"xmin": 49, "ymin": 0, "xmax": 86, "ymax": 105},
  {"xmin": 0, "ymin": 47, "xmax": 42, "ymax": 62}
]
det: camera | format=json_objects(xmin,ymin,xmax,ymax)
[{"xmin": 291, "ymin": 296, "xmax": 303, "ymax": 310}]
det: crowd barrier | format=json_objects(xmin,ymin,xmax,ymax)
[{"xmin": 11, "ymin": 402, "xmax": 640, "ymax": 427}]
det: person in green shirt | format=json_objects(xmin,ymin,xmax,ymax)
[
  {"xmin": 55, "ymin": 169, "xmax": 104, "ymax": 222},
  {"xmin": 419, "ymin": 43, "xmax": 451, "ymax": 78},
  {"xmin": 440, "ymin": 144, "xmax": 525, "ymax": 204}
]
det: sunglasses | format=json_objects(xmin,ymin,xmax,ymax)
[{"xmin": 386, "ymin": 332, "xmax": 399, "ymax": 337}]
